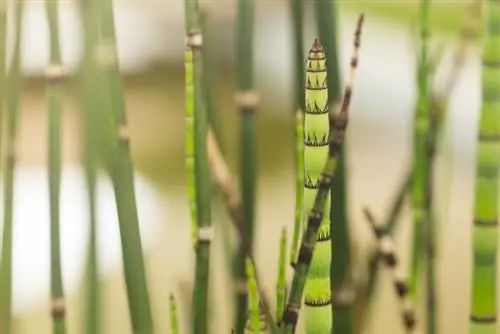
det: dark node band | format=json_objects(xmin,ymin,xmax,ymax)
[
  {"xmin": 304, "ymin": 296, "xmax": 332, "ymax": 307},
  {"xmin": 394, "ymin": 280, "xmax": 409, "ymax": 297},
  {"xmin": 282, "ymin": 306, "xmax": 299, "ymax": 326},
  {"xmin": 297, "ymin": 243, "xmax": 314, "ymax": 264},
  {"xmin": 382, "ymin": 252, "xmax": 398, "ymax": 267},
  {"xmin": 308, "ymin": 210, "xmax": 323, "ymax": 229},
  {"xmin": 319, "ymin": 173, "xmax": 333, "ymax": 189},
  {"xmin": 350, "ymin": 57, "xmax": 358, "ymax": 68},
  {"xmin": 316, "ymin": 229, "xmax": 331, "ymax": 242},
  {"xmin": 474, "ymin": 219, "xmax": 498, "ymax": 227},
  {"xmin": 304, "ymin": 177, "xmax": 320, "ymax": 189},
  {"xmin": 470, "ymin": 314, "xmax": 497, "ymax": 323},
  {"xmin": 305, "ymin": 101, "xmax": 329, "ymax": 115},
  {"xmin": 478, "ymin": 133, "xmax": 500, "ymax": 142},
  {"xmin": 403, "ymin": 310, "xmax": 416, "ymax": 329}
]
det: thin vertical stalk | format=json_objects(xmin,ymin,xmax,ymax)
[
  {"xmin": 45, "ymin": 0, "xmax": 67, "ymax": 331},
  {"xmin": 83, "ymin": 167, "xmax": 100, "ymax": 334},
  {"xmin": 77, "ymin": 1, "xmax": 108, "ymax": 333},
  {"xmin": 97, "ymin": 0, "xmax": 155, "ymax": 332},
  {"xmin": 276, "ymin": 227, "xmax": 287, "ymax": 325},
  {"xmin": 468, "ymin": 0, "xmax": 500, "ymax": 331},
  {"xmin": 0, "ymin": 1, "xmax": 23, "ymax": 332},
  {"xmin": 0, "ymin": 0, "xmax": 6, "ymax": 162},
  {"xmin": 185, "ymin": 0, "xmax": 198, "ymax": 249},
  {"xmin": 233, "ymin": 0, "xmax": 258, "ymax": 331},
  {"xmin": 363, "ymin": 208, "xmax": 420, "ymax": 334},
  {"xmin": 183, "ymin": 1, "xmax": 213, "ymax": 333},
  {"xmin": 169, "ymin": 294, "xmax": 180, "ymax": 334},
  {"xmin": 289, "ymin": 0, "xmax": 305, "ymax": 267},
  {"xmin": 410, "ymin": 0, "xmax": 430, "ymax": 304},
  {"xmin": 280, "ymin": 16, "xmax": 364, "ymax": 333},
  {"xmin": 246, "ymin": 258, "xmax": 261, "ymax": 334},
  {"xmin": 314, "ymin": 1, "xmax": 353, "ymax": 332}
]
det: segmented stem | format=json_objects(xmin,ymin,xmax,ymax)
[
  {"xmin": 410, "ymin": 0, "xmax": 431, "ymax": 304},
  {"xmin": 0, "ymin": 1, "xmax": 23, "ymax": 332},
  {"xmin": 280, "ymin": 15, "xmax": 364, "ymax": 334},
  {"xmin": 276, "ymin": 227, "xmax": 287, "ymax": 324},
  {"xmin": 363, "ymin": 208, "xmax": 419, "ymax": 334},
  {"xmin": 469, "ymin": 0, "xmax": 500, "ymax": 331},
  {"xmin": 169, "ymin": 294, "xmax": 180, "ymax": 334},
  {"xmin": 302, "ymin": 37, "xmax": 332, "ymax": 334},
  {"xmin": 290, "ymin": 0, "xmax": 305, "ymax": 268},
  {"xmin": 245, "ymin": 258, "xmax": 263, "ymax": 334},
  {"xmin": 45, "ymin": 0, "xmax": 67, "ymax": 331},
  {"xmin": 234, "ymin": 0, "xmax": 258, "ymax": 330}
]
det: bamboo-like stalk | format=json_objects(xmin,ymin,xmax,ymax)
[
  {"xmin": 468, "ymin": 0, "xmax": 500, "ymax": 331},
  {"xmin": 183, "ymin": 1, "xmax": 213, "ymax": 333},
  {"xmin": 0, "ymin": 0, "xmax": 6, "ymax": 161},
  {"xmin": 301, "ymin": 38, "xmax": 333, "ymax": 334},
  {"xmin": 233, "ymin": 0, "xmax": 258, "ymax": 330},
  {"xmin": 276, "ymin": 227, "xmax": 287, "ymax": 325},
  {"xmin": 76, "ymin": 2, "xmax": 106, "ymax": 333},
  {"xmin": 362, "ymin": 208, "xmax": 420, "ymax": 334},
  {"xmin": 280, "ymin": 15, "xmax": 364, "ymax": 334},
  {"xmin": 83, "ymin": 165, "xmax": 100, "ymax": 334},
  {"xmin": 0, "ymin": 1, "xmax": 23, "ymax": 332},
  {"xmin": 185, "ymin": 0, "xmax": 198, "ymax": 249},
  {"xmin": 206, "ymin": 129, "xmax": 279, "ymax": 334},
  {"xmin": 410, "ymin": 0, "xmax": 431, "ymax": 306},
  {"xmin": 45, "ymin": 0, "xmax": 67, "ymax": 332},
  {"xmin": 289, "ymin": 0, "xmax": 305, "ymax": 268},
  {"xmin": 360, "ymin": 169, "xmax": 411, "ymax": 326},
  {"xmin": 314, "ymin": 1, "xmax": 354, "ymax": 333},
  {"xmin": 245, "ymin": 258, "xmax": 261, "ymax": 334},
  {"xmin": 95, "ymin": 0, "xmax": 155, "ymax": 332},
  {"xmin": 169, "ymin": 294, "xmax": 180, "ymax": 334}
]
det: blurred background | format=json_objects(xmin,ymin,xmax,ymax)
[{"xmin": 3, "ymin": 0, "xmax": 485, "ymax": 333}]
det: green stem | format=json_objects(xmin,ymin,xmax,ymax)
[
  {"xmin": 98, "ymin": 0, "xmax": 155, "ymax": 332},
  {"xmin": 45, "ymin": 0, "xmax": 67, "ymax": 332},
  {"xmin": 281, "ymin": 17, "xmax": 364, "ymax": 332},
  {"xmin": 0, "ymin": 2, "xmax": 23, "ymax": 332},
  {"xmin": 469, "ymin": 0, "xmax": 500, "ymax": 332},
  {"xmin": 169, "ymin": 294, "xmax": 180, "ymax": 334},
  {"xmin": 233, "ymin": 0, "xmax": 257, "ymax": 331},
  {"xmin": 276, "ymin": 227, "xmax": 287, "ymax": 325},
  {"xmin": 289, "ymin": 0, "xmax": 305, "ymax": 267},
  {"xmin": 363, "ymin": 208, "xmax": 419, "ymax": 333}
]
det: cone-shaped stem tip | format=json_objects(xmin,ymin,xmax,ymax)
[{"xmin": 310, "ymin": 38, "xmax": 324, "ymax": 52}]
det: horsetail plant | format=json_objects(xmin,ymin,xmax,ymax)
[
  {"xmin": 97, "ymin": 0, "xmax": 156, "ymax": 332},
  {"xmin": 0, "ymin": 0, "xmax": 6, "ymax": 161},
  {"xmin": 281, "ymin": 15, "xmax": 365, "ymax": 334},
  {"xmin": 183, "ymin": 1, "xmax": 214, "ymax": 333},
  {"xmin": 314, "ymin": 1, "xmax": 355, "ymax": 332},
  {"xmin": 0, "ymin": 1, "xmax": 23, "ymax": 332},
  {"xmin": 169, "ymin": 294, "xmax": 180, "ymax": 334},
  {"xmin": 77, "ymin": 1, "xmax": 106, "ymax": 333},
  {"xmin": 469, "ymin": 0, "xmax": 500, "ymax": 331},
  {"xmin": 206, "ymin": 129, "xmax": 279, "ymax": 334},
  {"xmin": 233, "ymin": 0, "xmax": 259, "ymax": 329},
  {"xmin": 245, "ymin": 258, "xmax": 262, "ymax": 334},
  {"xmin": 276, "ymin": 227, "xmax": 287, "ymax": 325},
  {"xmin": 289, "ymin": 0, "xmax": 305, "ymax": 268},
  {"xmin": 76, "ymin": 0, "xmax": 107, "ymax": 331},
  {"xmin": 301, "ymin": 37, "xmax": 333, "ymax": 334},
  {"xmin": 362, "ymin": 208, "xmax": 419, "ymax": 334},
  {"xmin": 184, "ymin": 0, "xmax": 198, "ymax": 250},
  {"xmin": 410, "ymin": 0, "xmax": 431, "ymax": 304},
  {"xmin": 45, "ymin": 0, "xmax": 67, "ymax": 331}
]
